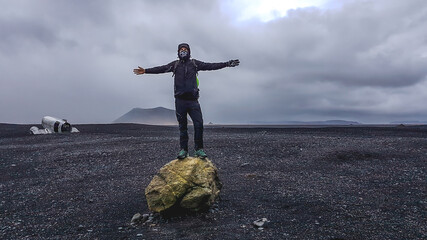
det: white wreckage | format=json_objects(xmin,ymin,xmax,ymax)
[{"xmin": 30, "ymin": 116, "xmax": 79, "ymax": 135}]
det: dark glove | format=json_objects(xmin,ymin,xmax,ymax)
[{"xmin": 227, "ymin": 59, "xmax": 240, "ymax": 67}]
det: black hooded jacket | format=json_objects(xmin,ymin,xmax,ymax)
[{"xmin": 144, "ymin": 59, "xmax": 227, "ymax": 100}]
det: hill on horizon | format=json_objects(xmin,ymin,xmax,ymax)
[
  {"xmin": 114, "ymin": 107, "xmax": 180, "ymax": 125},
  {"xmin": 114, "ymin": 108, "xmax": 366, "ymax": 126},
  {"xmin": 250, "ymin": 120, "xmax": 361, "ymax": 125}
]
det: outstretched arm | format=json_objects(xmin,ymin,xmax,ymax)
[
  {"xmin": 195, "ymin": 59, "xmax": 240, "ymax": 71},
  {"xmin": 133, "ymin": 61, "xmax": 176, "ymax": 75}
]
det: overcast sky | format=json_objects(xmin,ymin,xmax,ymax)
[{"xmin": 1, "ymin": 0, "xmax": 427, "ymax": 124}]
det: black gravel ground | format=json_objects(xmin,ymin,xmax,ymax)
[{"xmin": 0, "ymin": 123, "xmax": 426, "ymax": 240}]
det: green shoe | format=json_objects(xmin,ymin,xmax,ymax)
[
  {"xmin": 194, "ymin": 149, "xmax": 208, "ymax": 159},
  {"xmin": 177, "ymin": 149, "xmax": 188, "ymax": 159}
]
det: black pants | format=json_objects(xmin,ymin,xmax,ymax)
[{"xmin": 175, "ymin": 98, "xmax": 204, "ymax": 151}]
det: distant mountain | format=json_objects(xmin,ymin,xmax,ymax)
[
  {"xmin": 390, "ymin": 120, "xmax": 427, "ymax": 124},
  {"xmin": 114, "ymin": 107, "xmax": 180, "ymax": 125},
  {"xmin": 250, "ymin": 120, "xmax": 361, "ymax": 125}
]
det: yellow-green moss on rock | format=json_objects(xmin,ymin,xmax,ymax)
[{"xmin": 145, "ymin": 157, "xmax": 222, "ymax": 213}]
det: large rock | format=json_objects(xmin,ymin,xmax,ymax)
[{"xmin": 145, "ymin": 157, "xmax": 222, "ymax": 213}]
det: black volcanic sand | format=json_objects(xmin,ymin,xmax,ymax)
[{"xmin": 1, "ymin": 123, "xmax": 426, "ymax": 240}]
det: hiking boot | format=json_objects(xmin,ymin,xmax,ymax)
[
  {"xmin": 194, "ymin": 149, "xmax": 208, "ymax": 159},
  {"xmin": 177, "ymin": 149, "xmax": 188, "ymax": 159}
]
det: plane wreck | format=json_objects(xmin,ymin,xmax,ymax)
[{"xmin": 30, "ymin": 116, "xmax": 79, "ymax": 135}]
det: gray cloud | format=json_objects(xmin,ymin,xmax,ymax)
[{"xmin": 1, "ymin": 0, "xmax": 427, "ymax": 124}]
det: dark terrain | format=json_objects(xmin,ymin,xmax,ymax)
[{"xmin": 0, "ymin": 123, "xmax": 426, "ymax": 239}]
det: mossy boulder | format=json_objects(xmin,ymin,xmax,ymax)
[{"xmin": 145, "ymin": 157, "xmax": 222, "ymax": 213}]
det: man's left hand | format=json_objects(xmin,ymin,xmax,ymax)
[{"xmin": 227, "ymin": 59, "xmax": 240, "ymax": 67}]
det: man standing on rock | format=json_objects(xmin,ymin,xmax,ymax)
[{"xmin": 133, "ymin": 43, "xmax": 239, "ymax": 159}]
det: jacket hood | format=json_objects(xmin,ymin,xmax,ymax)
[{"xmin": 178, "ymin": 43, "xmax": 191, "ymax": 60}]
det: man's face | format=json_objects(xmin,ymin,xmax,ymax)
[{"xmin": 179, "ymin": 47, "xmax": 189, "ymax": 59}]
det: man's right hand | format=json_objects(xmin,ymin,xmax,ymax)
[{"xmin": 133, "ymin": 66, "xmax": 145, "ymax": 75}]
